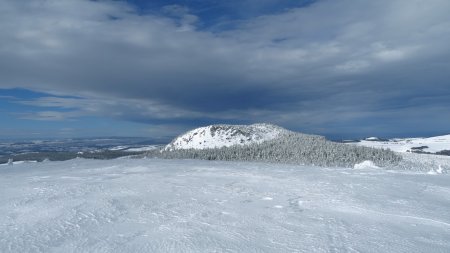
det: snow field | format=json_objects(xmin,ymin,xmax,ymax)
[
  {"xmin": 1, "ymin": 158, "xmax": 450, "ymax": 252},
  {"xmin": 354, "ymin": 134, "xmax": 450, "ymax": 154}
]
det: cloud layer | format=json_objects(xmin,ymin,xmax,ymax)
[{"xmin": 1, "ymin": 0, "xmax": 450, "ymax": 138}]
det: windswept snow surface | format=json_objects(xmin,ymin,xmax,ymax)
[
  {"xmin": 1, "ymin": 158, "xmax": 450, "ymax": 252},
  {"xmin": 164, "ymin": 123, "xmax": 288, "ymax": 151},
  {"xmin": 354, "ymin": 134, "xmax": 450, "ymax": 154}
]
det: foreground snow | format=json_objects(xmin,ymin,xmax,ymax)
[{"xmin": 1, "ymin": 159, "xmax": 450, "ymax": 252}]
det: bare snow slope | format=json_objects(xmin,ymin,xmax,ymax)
[
  {"xmin": 165, "ymin": 123, "xmax": 288, "ymax": 151},
  {"xmin": 353, "ymin": 134, "xmax": 450, "ymax": 153},
  {"xmin": 1, "ymin": 158, "xmax": 450, "ymax": 252}
]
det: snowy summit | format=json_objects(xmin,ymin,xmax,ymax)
[{"xmin": 164, "ymin": 123, "xmax": 288, "ymax": 151}]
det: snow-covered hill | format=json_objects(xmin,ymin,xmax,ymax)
[
  {"xmin": 164, "ymin": 123, "xmax": 289, "ymax": 151},
  {"xmin": 352, "ymin": 134, "xmax": 450, "ymax": 154},
  {"xmin": 160, "ymin": 123, "xmax": 401, "ymax": 167}
]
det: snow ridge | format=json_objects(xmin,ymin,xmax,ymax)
[{"xmin": 164, "ymin": 123, "xmax": 289, "ymax": 151}]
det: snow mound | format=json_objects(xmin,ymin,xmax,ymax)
[
  {"xmin": 354, "ymin": 160, "xmax": 380, "ymax": 169},
  {"xmin": 428, "ymin": 165, "xmax": 446, "ymax": 175},
  {"xmin": 164, "ymin": 123, "xmax": 289, "ymax": 151}
]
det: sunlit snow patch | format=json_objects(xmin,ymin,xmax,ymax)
[
  {"xmin": 428, "ymin": 165, "xmax": 445, "ymax": 175},
  {"xmin": 354, "ymin": 160, "xmax": 380, "ymax": 170}
]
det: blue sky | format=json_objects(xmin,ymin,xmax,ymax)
[{"xmin": 1, "ymin": 0, "xmax": 450, "ymax": 140}]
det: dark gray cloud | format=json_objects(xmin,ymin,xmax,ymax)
[{"xmin": 1, "ymin": 0, "xmax": 450, "ymax": 138}]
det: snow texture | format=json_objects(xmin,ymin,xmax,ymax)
[
  {"xmin": 1, "ymin": 157, "xmax": 450, "ymax": 252},
  {"xmin": 164, "ymin": 123, "xmax": 288, "ymax": 151},
  {"xmin": 354, "ymin": 134, "xmax": 450, "ymax": 154},
  {"xmin": 353, "ymin": 160, "xmax": 380, "ymax": 170}
]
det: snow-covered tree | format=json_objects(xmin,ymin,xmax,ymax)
[{"xmin": 148, "ymin": 132, "xmax": 401, "ymax": 167}]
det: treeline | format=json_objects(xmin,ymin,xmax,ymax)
[
  {"xmin": 147, "ymin": 132, "xmax": 402, "ymax": 168},
  {"xmin": 437, "ymin": 150, "xmax": 450, "ymax": 156}
]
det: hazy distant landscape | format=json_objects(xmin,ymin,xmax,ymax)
[{"xmin": 0, "ymin": 137, "xmax": 162, "ymax": 165}]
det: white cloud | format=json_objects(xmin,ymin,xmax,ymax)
[
  {"xmin": 161, "ymin": 4, "xmax": 199, "ymax": 31},
  {"xmin": 1, "ymin": 0, "xmax": 450, "ymax": 136},
  {"xmin": 335, "ymin": 60, "xmax": 370, "ymax": 73},
  {"xmin": 17, "ymin": 111, "xmax": 80, "ymax": 121}
]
